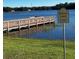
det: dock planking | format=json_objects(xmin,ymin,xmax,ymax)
[{"xmin": 3, "ymin": 16, "xmax": 55, "ymax": 31}]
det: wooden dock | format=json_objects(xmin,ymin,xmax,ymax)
[{"xmin": 3, "ymin": 16, "xmax": 55, "ymax": 31}]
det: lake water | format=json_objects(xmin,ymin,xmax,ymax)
[{"xmin": 4, "ymin": 10, "xmax": 75, "ymax": 40}]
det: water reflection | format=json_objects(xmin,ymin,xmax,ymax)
[
  {"xmin": 4, "ymin": 22, "xmax": 74, "ymax": 40},
  {"xmin": 4, "ymin": 23, "xmax": 57, "ymax": 39}
]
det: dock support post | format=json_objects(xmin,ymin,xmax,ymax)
[
  {"xmin": 7, "ymin": 21, "xmax": 9, "ymax": 32},
  {"xmin": 36, "ymin": 19, "xmax": 38, "ymax": 26},
  {"xmin": 36, "ymin": 24, "xmax": 38, "ymax": 32},
  {"xmin": 49, "ymin": 17, "xmax": 51, "ymax": 24},
  {"xmin": 28, "ymin": 20, "xmax": 30, "ymax": 28},
  {"xmin": 18, "ymin": 20, "xmax": 20, "ymax": 31},
  {"xmin": 43, "ymin": 18, "xmax": 45, "ymax": 25}
]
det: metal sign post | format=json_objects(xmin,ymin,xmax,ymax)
[
  {"xmin": 63, "ymin": 23, "xmax": 66, "ymax": 59},
  {"xmin": 58, "ymin": 8, "xmax": 69, "ymax": 59}
]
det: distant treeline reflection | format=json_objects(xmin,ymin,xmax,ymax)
[{"xmin": 3, "ymin": 2, "xmax": 75, "ymax": 12}]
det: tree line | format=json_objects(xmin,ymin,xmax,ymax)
[{"xmin": 3, "ymin": 2, "xmax": 75, "ymax": 12}]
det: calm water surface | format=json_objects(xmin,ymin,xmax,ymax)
[{"xmin": 4, "ymin": 10, "xmax": 75, "ymax": 40}]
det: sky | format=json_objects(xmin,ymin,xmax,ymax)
[{"xmin": 3, "ymin": 0, "xmax": 74, "ymax": 7}]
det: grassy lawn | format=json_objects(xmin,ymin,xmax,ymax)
[{"xmin": 3, "ymin": 36, "xmax": 75, "ymax": 59}]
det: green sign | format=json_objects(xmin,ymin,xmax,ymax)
[{"xmin": 58, "ymin": 8, "xmax": 69, "ymax": 23}]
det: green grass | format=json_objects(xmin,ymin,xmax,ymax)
[{"xmin": 3, "ymin": 36, "xmax": 75, "ymax": 59}]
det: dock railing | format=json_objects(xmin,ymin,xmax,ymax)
[{"xmin": 3, "ymin": 16, "xmax": 55, "ymax": 31}]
